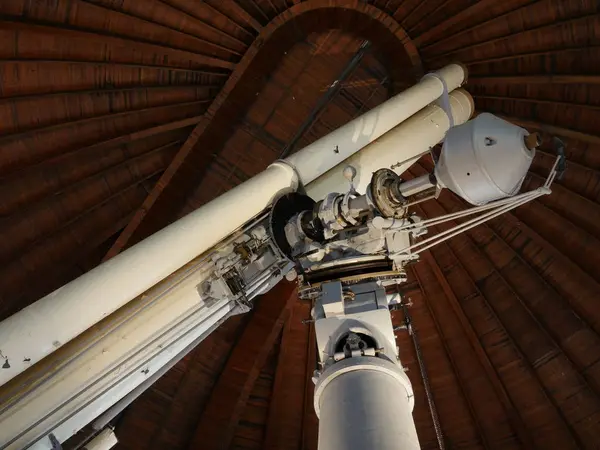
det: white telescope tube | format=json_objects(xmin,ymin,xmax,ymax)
[
  {"xmin": 0, "ymin": 64, "xmax": 467, "ymax": 386},
  {"xmin": 307, "ymin": 88, "xmax": 474, "ymax": 199},
  {"xmin": 0, "ymin": 259, "xmax": 236, "ymax": 449},
  {"xmin": 286, "ymin": 64, "xmax": 467, "ymax": 185},
  {"xmin": 0, "ymin": 162, "xmax": 296, "ymax": 386}
]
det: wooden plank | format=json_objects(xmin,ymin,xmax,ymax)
[
  {"xmin": 470, "ymin": 75, "xmax": 600, "ymax": 85},
  {"xmin": 418, "ymin": 251, "xmax": 534, "ymax": 449},
  {"xmin": 263, "ymin": 300, "xmax": 311, "ymax": 450},
  {"xmin": 473, "ymin": 94, "xmax": 600, "ymax": 111},
  {"xmin": 497, "ymin": 114, "xmax": 600, "ymax": 145},
  {"xmin": 412, "ymin": 260, "xmax": 494, "ymax": 449},
  {"xmin": 222, "ymin": 1, "xmax": 263, "ymax": 32},
  {"xmin": 187, "ymin": 281, "xmax": 297, "ymax": 450},
  {"xmin": 103, "ymin": 0, "xmax": 422, "ymax": 259},
  {"xmin": 407, "ymin": 163, "xmax": 596, "ymax": 447},
  {"xmin": 414, "ymin": 0, "xmax": 498, "ymax": 47},
  {"xmin": 0, "ymin": 20, "xmax": 235, "ymax": 70},
  {"xmin": 301, "ymin": 320, "xmax": 318, "ymax": 450}
]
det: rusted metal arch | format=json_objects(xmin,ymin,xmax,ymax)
[{"xmin": 105, "ymin": 0, "xmax": 423, "ymax": 260}]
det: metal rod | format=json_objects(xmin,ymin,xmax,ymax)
[
  {"xmin": 399, "ymin": 174, "xmax": 436, "ymax": 197},
  {"xmin": 402, "ymin": 193, "xmax": 437, "ymax": 209},
  {"xmin": 91, "ymin": 315, "xmax": 228, "ymax": 431},
  {"xmin": 403, "ymin": 305, "xmax": 445, "ymax": 450},
  {"xmin": 397, "ymin": 189, "xmax": 540, "ymax": 231},
  {"xmin": 400, "ymin": 155, "xmax": 562, "ymax": 255},
  {"xmin": 279, "ymin": 41, "xmax": 371, "ymax": 158},
  {"xmin": 404, "ymin": 191, "xmax": 543, "ymax": 255}
]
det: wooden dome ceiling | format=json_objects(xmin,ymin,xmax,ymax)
[{"xmin": 1, "ymin": 1, "xmax": 599, "ymax": 449}]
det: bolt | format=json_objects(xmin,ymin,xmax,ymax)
[{"xmin": 525, "ymin": 132, "xmax": 542, "ymax": 150}]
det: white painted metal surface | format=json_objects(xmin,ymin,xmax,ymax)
[
  {"xmin": 314, "ymin": 357, "xmax": 419, "ymax": 450},
  {"xmin": 306, "ymin": 89, "xmax": 474, "ymax": 200},
  {"xmin": 0, "ymin": 254, "xmax": 237, "ymax": 449},
  {"xmin": 89, "ymin": 313, "xmax": 222, "ymax": 432},
  {"xmin": 399, "ymin": 174, "xmax": 436, "ymax": 197},
  {"xmin": 29, "ymin": 303, "xmax": 229, "ymax": 450},
  {"xmin": 435, "ymin": 112, "xmax": 534, "ymax": 205},
  {"xmin": 392, "ymin": 152, "xmax": 561, "ymax": 258},
  {"xmin": 0, "ymin": 161, "xmax": 297, "ymax": 386},
  {"xmin": 287, "ymin": 64, "xmax": 467, "ymax": 185},
  {"xmin": 83, "ymin": 429, "xmax": 118, "ymax": 450},
  {"xmin": 0, "ymin": 64, "xmax": 467, "ymax": 387},
  {"xmin": 314, "ymin": 283, "xmax": 401, "ymax": 365}
]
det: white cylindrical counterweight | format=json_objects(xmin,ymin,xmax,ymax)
[
  {"xmin": 306, "ymin": 89, "xmax": 474, "ymax": 200},
  {"xmin": 314, "ymin": 358, "xmax": 419, "ymax": 450},
  {"xmin": 435, "ymin": 112, "xmax": 535, "ymax": 205}
]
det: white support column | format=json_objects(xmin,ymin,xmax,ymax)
[{"xmin": 314, "ymin": 358, "xmax": 420, "ymax": 450}]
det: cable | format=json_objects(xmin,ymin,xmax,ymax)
[
  {"xmin": 393, "ymin": 154, "xmax": 562, "ymax": 258},
  {"xmin": 403, "ymin": 304, "xmax": 445, "ymax": 450}
]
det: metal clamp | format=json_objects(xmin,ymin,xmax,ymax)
[
  {"xmin": 49, "ymin": 434, "xmax": 62, "ymax": 450},
  {"xmin": 340, "ymin": 192, "xmax": 359, "ymax": 225},
  {"xmin": 422, "ymin": 72, "xmax": 454, "ymax": 128}
]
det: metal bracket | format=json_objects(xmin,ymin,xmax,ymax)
[{"xmin": 49, "ymin": 433, "xmax": 62, "ymax": 450}]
